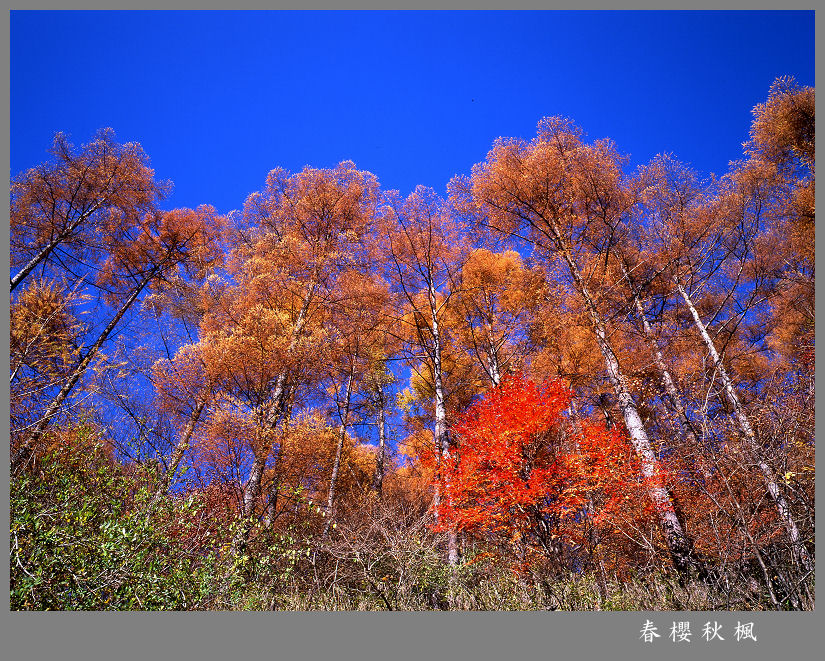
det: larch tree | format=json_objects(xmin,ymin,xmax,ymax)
[
  {"xmin": 10, "ymin": 128, "xmax": 167, "ymax": 293},
  {"xmin": 464, "ymin": 117, "xmax": 702, "ymax": 574},
  {"xmin": 150, "ymin": 340, "xmax": 217, "ymax": 505},
  {"xmin": 321, "ymin": 270, "xmax": 391, "ymax": 534},
  {"xmin": 746, "ymin": 77, "xmax": 814, "ymax": 371},
  {"xmin": 11, "ymin": 203, "xmax": 222, "ymax": 471},
  {"xmin": 8, "ymin": 77, "xmax": 813, "ymax": 610},
  {"xmin": 378, "ymin": 187, "xmax": 471, "ymax": 565},
  {"xmin": 640, "ymin": 149, "xmax": 813, "ymax": 574},
  {"xmin": 197, "ymin": 161, "xmax": 380, "ymax": 553}
]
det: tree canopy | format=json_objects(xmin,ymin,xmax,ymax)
[{"xmin": 10, "ymin": 78, "xmax": 814, "ymax": 611}]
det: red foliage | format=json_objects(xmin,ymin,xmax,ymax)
[{"xmin": 434, "ymin": 373, "xmax": 637, "ymax": 551}]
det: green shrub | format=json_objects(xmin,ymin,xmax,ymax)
[{"xmin": 10, "ymin": 441, "xmax": 222, "ymax": 610}]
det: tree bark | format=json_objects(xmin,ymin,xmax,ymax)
[
  {"xmin": 429, "ymin": 279, "xmax": 460, "ymax": 566},
  {"xmin": 324, "ymin": 367, "xmax": 355, "ymax": 536},
  {"xmin": 241, "ymin": 283, "xmax": 315, "ymax": 521},
  {"xmin": 241, "ymin": 374, "xmax": 288, "ymax": 520},
  {"xmin": 262, "ymin": 403, "xmax": 292, "ymax": 529},
  {"xmin": 486, "ymin": 324, "xmax": 502, "ymax": 386},
  {"xmin": 233, "ymin": 284, "xmax": 315, "ymax": 556},
  {"xmin": 10, "ymin": 202, "xmax": 103, "ymax": 293},
  {"xmin": 155, "ymin": 397, "xmax": 207, "ymax": 499},
  {"xmin": 675, "ymin": 281, "xmax": 811, "ymax": 571},
  {"xmin": 620, "ymin": 264, "xmax": 702, "ymax": 447},
  {"xmin": 552, "ymin": 236, "xmax": 698, "ymax": 574}
]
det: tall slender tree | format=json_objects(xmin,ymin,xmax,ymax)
[
  {"xmin": 464, "ymin": 117, "xmax": 701, "ymax": 573},
  {"xmin": 379, "ymin": 187, "xmax": 471, "ymax": 565}
]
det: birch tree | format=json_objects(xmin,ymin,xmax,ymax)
[
  {"xmin": 379, "ymin": 187, "xmax": 470, "ymax": 565},
  {"xmin": 199, "ymin": 162, "xmax": 379, "ymax": 553},
  {"xmin": 464, "ymin": 117, "xmax": 701, "ymax": 574}
]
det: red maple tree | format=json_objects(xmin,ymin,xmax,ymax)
[{"xmin": 434, "ymin": 373, "xmax": 637, "ymax": 556}]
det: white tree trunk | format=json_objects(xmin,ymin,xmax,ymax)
[
  {"xmin": 620, "ymin": 265, "xmax": 702, "ymax": 447},
  {"xmin": 486, "ymin": 325, "xmax": 502, "ymax": 386},
  {"xmin": 553, "ymin": 240, "xmax": 697, "ymax": 572},
  {"xmin": 10, "ymin": 201, "xmax": 103, "ymax": 293},
  {"xmin": 324, "ymin": 368, "xmax": 355, "ymax": 537},
  {"xmin": 675, "ymin": 282, "xmax": 811, "ymax": 571},
  {"xmin": 430, "ymin": 280, "xmax": 460, "ymax": 566},
  {"xmin": 242, "ymin": 374, "xmax": 288, "ymax": 519}
]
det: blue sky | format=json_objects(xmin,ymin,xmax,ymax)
[{"xmin": 11, "ymin": 11, "xmax": 814, "ymax": 216}]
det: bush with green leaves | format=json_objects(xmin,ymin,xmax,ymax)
[{"xmin": 10, "ymin": 438, "xmax": 224, "ymax": 610}]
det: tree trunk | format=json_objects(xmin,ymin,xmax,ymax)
[
  {"xmin": 234, "ymin": 284, "xmax": 316, "ymax": 555},
  {"xmin": 552, "ymin": 238, "xmax": 698, "ymax": 574},
  {"xmin": 429, "ymin": 280, "xmax": 460, "ymax": 566},
  {"xmin": 263, "ymin": 404, "xmax": 292, "ymax": 529},
  {"xmin": 675, "ymin": 282, "xmax": 811, "ymax": 572},
  {"xmin": 10, "ymin": 203, "xmax": 103, "ymax": 293},
  {"xmin": 324, "ymin": 367, "xmax": 355, "ymax": 537},
  {"xmin": 153, "ymin": 397, "xmax": 207, "ymax": 501},
  {"xmin": 620, "ymin": 264, "xmax": 702, "ymax": 447},
  {"xmin": 142, "ymin": 396, "xmax": 208, "ymax": 523},
  {"xmin": 242, "ymin": 374, "xmax": 288, "ymax": 520},
  {"xmin": 12, "ymin": 265, "xmax": 159, "ymax": 471},
  {"xmin": 486, "ymin": 325, "xmax": 502, "ymax": 386},
  {"xmin": 241, "ymin": 284, "xmax": 315, "ymax": 519},
  {"xmin": 262, "ymin": 473, "xmax": 281, "ymax": 529}
]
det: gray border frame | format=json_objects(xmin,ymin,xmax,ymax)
[{"xmin": 3, "ymin": 6, "xmax": 819, "ymax": 661}]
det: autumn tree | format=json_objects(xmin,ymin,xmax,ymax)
[
  {"xmin": 321, "ymin": 270, "xmax": 392, "ymax": 534},
  {"xmin": 11, "ymin": 198, "xmax": 222, "ymax": 471},
  {"xmin": 10, "ymin": 278, "xmax": 84, "ymax": 446},
  {"xmin": 194, "ymin": 162, "xmax": 380, "ymax": 553},
  {"xmin": 10, "ymin": 78, "xmax": 813, "ymax": 610},
  {"xmin": 10, "ymin": 128, "xmax": 168, "ymax": 293},
  {"xmin": 637, "ymin": 149, "xmax": 813, "ymax": 576},
  {"xmin": 10, "ymin": 129, "xmax": 162, "ymax": 462},
  {"xmin": 437, "ymin": 373, "xmax": 638, "ymax": 571},
  {"xmin": 464, "ymin": 117, "xmax": 701, "ymax": 574},
  {"xmin": 448, "ymin": 248, "xmax": 545, "ymax": 386},
  {"xmin": 746, "ymin": 77, "xmax": 814, "ymax": 370},
  {"xmin": 379, "ymin": 187, "xmax": 472, "ymax": 565},
  {"xmin": 149, "ymin": 340, "xmax": 217, "ymax": 505}
]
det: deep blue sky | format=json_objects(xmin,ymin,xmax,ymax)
[{"xmin": 11, "ymin": 11, "xmax": 814, "ymax": 216}]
